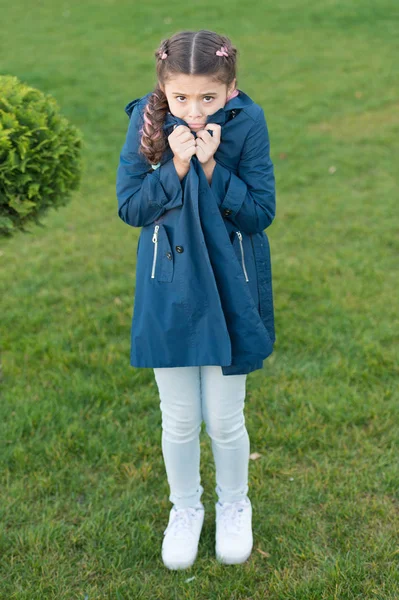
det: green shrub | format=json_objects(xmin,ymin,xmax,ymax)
[{"xmin": 0, "ymin": 75, "xmax": 83, "ymax": 237}]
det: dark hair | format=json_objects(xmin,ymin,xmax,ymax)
[{"xmin": 138, "ymin": 30, "xmax": 238, "ymax": 166}]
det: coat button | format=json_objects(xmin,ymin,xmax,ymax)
[
  {"xmin": 223, "ymin": 209, "xmax": 232, "ymax": 216},
  {"xmin": 175, "ymin": 246, "xmax": 184, "ymax": 253},
  {"xmin": 166, "ymin": 252, "xmax": 172, "ymax": 260}
]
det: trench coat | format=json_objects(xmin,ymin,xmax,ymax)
[{"xmin": 116, "ymin": 89, "xmax": 276, "ymax": 375}]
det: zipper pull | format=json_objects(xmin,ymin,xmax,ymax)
[{"xmin": 152, "ymin": 225, "xmax": 159, "ymax": 243}]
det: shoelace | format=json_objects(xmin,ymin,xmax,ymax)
[
  {"xmin": 165, "ymin": 506, "xmax": 200, "ymax": 538},
  {"xmin": 218, "ymin": 500, "xmax": 247, "ymax": 534}
]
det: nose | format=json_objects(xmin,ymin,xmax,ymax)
[{"xmin": 187, "ymin": 102, "xmax": 203, "ymax": 119}]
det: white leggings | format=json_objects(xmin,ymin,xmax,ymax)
[{"xmin": 153, "ymin": 365, "xmax": 250, "ymax": 509}]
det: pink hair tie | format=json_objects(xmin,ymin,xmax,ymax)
[
  {"xmin": 160, "ymin": 52, "xmax": 167, "ymax": 59},
  {"xmin": 216, "ymin": 45, "xmax": 229, "ymax": 57}
]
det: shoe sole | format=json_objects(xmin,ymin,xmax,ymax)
[
  {"xmin": 216, "ymin": 546, "xmax": 253, "ymax": 565},
  {"xmin": 162, "ymin": 551, "xmax": 199, "ymax": 570}
]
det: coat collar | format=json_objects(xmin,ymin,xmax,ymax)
[
  {"xmin": 124, "ymin": 89, "xmax": 254, "ymax": 130},
  {"xmin": 162, "ymin": 89, "xmax": 253, "ymax": 131}
]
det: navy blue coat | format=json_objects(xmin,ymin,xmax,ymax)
[{"xmin": 116, "ymin": 89, "xmax": 276, "ymax": 375}]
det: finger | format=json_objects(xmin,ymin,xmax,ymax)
[
  {"xmin": 195, "ymin": 129, "xmax": 212, "ymax": 141},
  {"xmin": 194, "ymin": 139, "xmax": 207, "ymax": 158},
  {"xmin": 195, "ymin": 137, "xmax": 206, "ymax": 148},
  {"xmin": 202, "ymin": 123, "xmax": 221, "ymax": 140},
  {"xmin": 170, "ymin": 133, "xmax": 195, "ymax": 149},
  {"xmin": 182, "ymin": 131, "xmax": 196, "ymax": 143},
  {"xmin": 183, "ymin": 138, "xmax": 196, "ymax": 149},
  {"xmin": 183, "ymin": 145, "xmax": 197, "ymax": 161},
  {"xmin": 173, "ymin": 124, "xmax": 192, "ymax": 136},
  {"xmin": 203, "ymin": 123, "xmax": 221, "ymax": 131},
  {"xmin": 178, "ymin": 131, "xmax": 196, "ymax": 143},
  {"xmin": 181, "ymin": 143, "xmax": 196, "ymax": 158}
]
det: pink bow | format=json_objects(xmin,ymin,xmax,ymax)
[{"xmin": 216, "ymin": 45, "xmax": 229, "ymax": 57}]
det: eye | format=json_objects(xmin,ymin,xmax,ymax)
[{"xmin": 175, "ymin": 96, "xmax": 215, "ymax": 103}]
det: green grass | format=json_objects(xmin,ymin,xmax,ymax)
[{"xmin": 1, "ymin": 0, "xmax": 399, "ymax": 597}]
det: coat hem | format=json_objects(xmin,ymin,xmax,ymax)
[{"xmin": 129, "ymin": 344, "xmax": 274, "ymax": 376}]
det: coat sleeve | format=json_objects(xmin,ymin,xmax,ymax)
[
  {"xmin": 116, "ymin": 102, "xmax": 183, "ymax": 228},
  {"xmin": 210, "ymin": 107, "xmax": 276, "ymax": 235}
]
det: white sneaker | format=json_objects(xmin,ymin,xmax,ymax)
[
  {"xmin": 162, "ymin": 501, "xmax": 205, "ymax": 570},
  {"xmin": 215, "ymin": 496, "xmax": 253, "ymax": 564}
]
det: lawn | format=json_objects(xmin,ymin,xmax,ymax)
[{"xmin": 0, "ymin": 0, "xmax": 398, "ymax": 598}]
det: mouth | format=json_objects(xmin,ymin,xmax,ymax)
[{"xmin": 188, "ymin": 122, "xmax": 205, "ymax": 128}]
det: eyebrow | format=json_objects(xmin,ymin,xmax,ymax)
[{"xmin": 172, "ymin": 92, "xmax": 218, "ymax": 96}]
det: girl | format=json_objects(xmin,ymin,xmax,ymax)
[{"xmin": 116, "ymin": 29, "xmax": 276, "ymax": 570}]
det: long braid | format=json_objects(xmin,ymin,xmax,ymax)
[{"xmin": 138, "ymin": 86, "xmax": 168, "ymax": 166}]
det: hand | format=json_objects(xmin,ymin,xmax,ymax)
[
  {"xmin": 168, "ymin": 125, "xmax": 196, "ymax": 166},
  {"xmin": 194, "ymin": 124, "xmax": 221, "ymax": 164}
]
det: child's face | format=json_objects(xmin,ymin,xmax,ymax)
[{"xmin": 160, "ymin": 74, "xmax": 236, "ymax": 132}]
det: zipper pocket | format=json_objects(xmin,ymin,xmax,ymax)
[
  {"xmin": 236, "ymin": 231, "xmax": 249, "ymax": 282},
  {"xmin": 151, "ymin": 225, "xmax": 159, "ymax": 279}
]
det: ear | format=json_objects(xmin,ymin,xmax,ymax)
[{"xmin": 228, "ymin": 78, "xmax": 237, "ymax": 95}]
